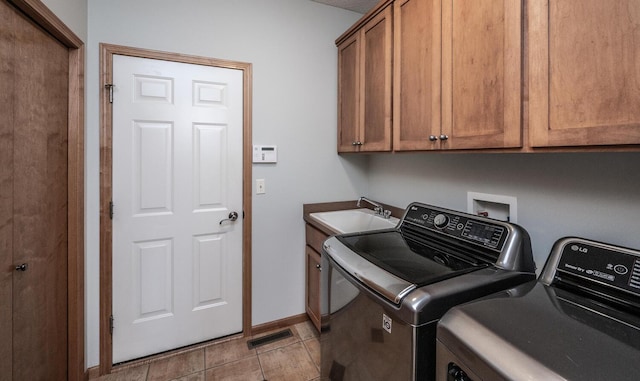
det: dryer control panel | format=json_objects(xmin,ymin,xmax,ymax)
[{"xmin": 556, "ymin": 239, "xmax": 640, "ymax": 296}]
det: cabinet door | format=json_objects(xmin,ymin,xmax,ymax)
[
  {"xmin": 442, "ymin": 0, "xmax": 522, "ymax": 149},
  {"xmin": 337, "ymin": 33, "xmax": 360, "ymax": 152},
  {"xmin": 393, "ymin": 0, "xmax": 442, "ymax": 151},
  {"xmin": 305, "ymin": 246, "xmax": 322, "ymax": 331},
  {"xmin": 359, "ymin": 6, "xmax": 393, "ymax": 152},
  {"xmin": 530, "ymin": 0, "xmax": 640, "ymax": 147}
]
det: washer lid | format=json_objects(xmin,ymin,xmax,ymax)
[{"xmin": 333, "ymin": 230, "xmax": 486, "ymax": 294}]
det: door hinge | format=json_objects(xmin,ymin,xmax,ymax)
[
  {"xmin": 109, "ymin": 201, "xmax": 114, "ymax": 220},
  {"xmin": 105, "ymin": 84, "xmax": 114, "ymax": 103},
  {"xmin": 109, "ymin": 315, "xmax": 114, "ymax": 335}
]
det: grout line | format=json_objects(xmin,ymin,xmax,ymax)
[{"xmin": 255, "ymin": 350, "xmax": 266, "ymax": 381}]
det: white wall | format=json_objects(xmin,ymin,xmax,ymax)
[
  {"xmin": 41, "ymin": 0, "xmax": 87, "ymax": 42},
  {"xmin": 85, "ymin": 0, "xmax": 363, "ymax": 368},
  {"xmin": 367, "ymin": 152, "xmax": 640, "ymax": 270}
]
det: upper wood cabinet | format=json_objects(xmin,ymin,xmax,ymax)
[
  {"xmin": 529, "ymin": 0, "xmax": 640, "ymax": 147},
  {"xmin": 337, "ymin": 5, "xmax": 392, "ymax": 152},
  {"xmin": 393, "ymin": 0, "xmax": 441, "ymax": 151},
  {"xmin": 442, "ymin": 0, "xmax": 522, "ymax": 150},
  {"xmin": 394, "ymin": 0, "xmax": 522, "ymax": 151}
]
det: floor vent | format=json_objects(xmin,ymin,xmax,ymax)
[{"xmin": 247, "ymin": 329, "xmax": 293, "ymax": 350}]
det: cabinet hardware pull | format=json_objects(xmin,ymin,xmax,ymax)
[
  {"xmin": 316, "ymin": 264, "xmax": 322, "ymax": 271},
  {"xmin": 429, "ymin": 135, "xmax": 438, "ymax": 142},
  {"xmin": 439, "ymin": 134, "xmax": 449, "ymax": 141}
]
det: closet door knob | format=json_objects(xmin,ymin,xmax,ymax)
[{"xmin": 15, "ymin": 263, "xmax": 28, "ymax": 272}]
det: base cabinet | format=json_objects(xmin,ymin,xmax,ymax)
[
  {"xmin": 305, "ymin": 223, "xmax": 329, "ymax": 331},
  {"xmin": 305, "ymin": 247, "xmax": 322, "ymax": 331}
]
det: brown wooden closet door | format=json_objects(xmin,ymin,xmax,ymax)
[
  {"xmin": 0, "ymin": 1, "xmax": 15, "ymax": 378},
  {"xmin": 0, "ymin": 1, "xmax": 69, "ymax": 379}
]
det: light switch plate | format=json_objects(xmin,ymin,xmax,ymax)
[{"xmin": 256, "ymin": 179, "xmax": 266, "ymax": 194}]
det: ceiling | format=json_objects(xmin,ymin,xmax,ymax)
[{"xmin": 311, "ymin": 0, "xmax": 378, "ymax": 14}]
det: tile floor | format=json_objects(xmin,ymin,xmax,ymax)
[{"xmin": 92, "ymin": 321, "xmax": 320, "ymax": 381}]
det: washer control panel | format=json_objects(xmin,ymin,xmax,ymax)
[
  {"xmin": 557, "ymin": 239, "xmax": 640, "ymax": 296},
  {"xmin": 403, "ymin": 204, "xmax": 508, "ymax": 251}
]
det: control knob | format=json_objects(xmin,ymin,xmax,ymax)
[{"xmin": 433, "ymin": 214, "xmax": 449, "ymax": 229}]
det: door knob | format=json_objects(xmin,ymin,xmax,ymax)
[
  {"xmin": 429, "ymin": 135, "xmax": 438, "ymax": 142},
  {"xmin": 15, "ymin": 263, "xmax": 28, "ymax": 272},
  {"xmin": 439, "ymin": 134, "xmax": 449, "ymax": 141},
  {"xmin": 219, "ymin": 211, "xmax": 239, "ymax": 225}
]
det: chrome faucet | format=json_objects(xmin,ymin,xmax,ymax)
[{"xmin": 357, "ymin": 197, "xmax": 392, "ymax": 219}]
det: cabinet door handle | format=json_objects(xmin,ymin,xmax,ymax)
[
  {"xmin": 351, "ymin": 141, "xmax": 363, "ymax": 146},
  {"xmin": 429, "ymin": 135, "xmax": 438, "ymax": 142},
  {"xmin": 316, "ymin": 264, "xmax": 322, "ymax": 271},
  {"xmin": 439, "ymin": 134, "xmax": 449, "ymax": 141}
]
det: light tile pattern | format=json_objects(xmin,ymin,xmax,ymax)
[{"xmin": 92, "ymin": 321, "xmax": 320, "ymax": 381}]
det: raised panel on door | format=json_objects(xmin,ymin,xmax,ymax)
[
  {"xmin": 393, "ymin": 0, "xmax": 442, "ymax": 151},
  {"xmin": 442, "ymin": 0, "xmax": 522, "ymax": 149},
  {"xmin": 3, "ymin": 1, "xmax": 69, "ymax": 378},
  {"xmin": 530, "ymin": 0, "xmax": 640, "ymax": 147},
  {"xmin": 338, "ymin": 34, "xmax": 360, "ymax": 152},
  {"xmin": 360, "ymin": 6, "xmax": 392, "ymax": 152}
]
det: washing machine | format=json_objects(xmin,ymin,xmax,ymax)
[
  {"xmin": 321, "ymin": 202, "xmax": 536, "ymax": 381},
  {"xmin": 436, "ymin": 237, "xmax": 640, "ymax": 380}
]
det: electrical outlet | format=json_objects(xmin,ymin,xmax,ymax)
[{"xmin": 256, "ymin": 179, "xmax": 266, "ymax": 194}]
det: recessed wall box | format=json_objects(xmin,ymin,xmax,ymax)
[
  {"xmin": 252, "ymin": 145, "xmax": 277, "ymax": 163},
  {"xmin": 467, "ymin": 192, "xmax": 517, "ymax": 223}
]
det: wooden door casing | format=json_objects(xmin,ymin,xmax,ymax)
[
  {"xmin": 100, "ymin": 43, "xmax": 253, "ymax": 375},
  {"xmin": 529, "ymin": 0, "xmax": 640, "ymax": 147}
]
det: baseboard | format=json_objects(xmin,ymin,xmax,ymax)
[{"xmin": 250, "ymin": 313, "xmax": 309, "ymax": 336}]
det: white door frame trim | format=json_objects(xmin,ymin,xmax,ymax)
[{"xmin": 99, "ymin": 43, "xmax": 252, "ymax": 375}]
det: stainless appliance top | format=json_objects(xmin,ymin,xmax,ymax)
[
  {"xmin": 437, "ymin": 237, "xmax": 640, "ymax": 380},
  {"xmin": 323, "ymin": 202, "xmax": 536, "ymax": 323}
]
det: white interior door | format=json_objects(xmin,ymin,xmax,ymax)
[{"xmin": 111, "ymin": 54, "xmax": 243, "ymax": 363}]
